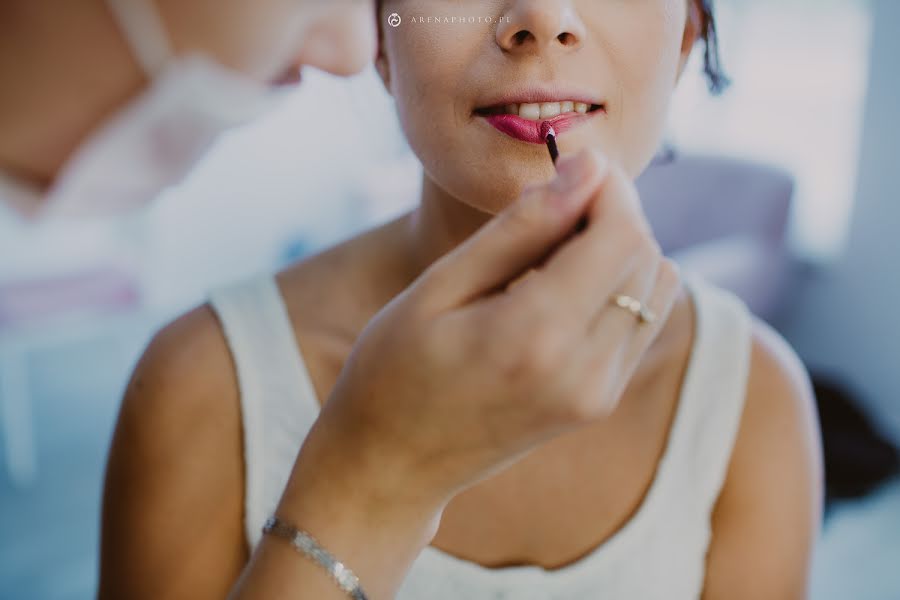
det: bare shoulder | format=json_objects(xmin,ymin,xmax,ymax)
[
  {"xmin": 118, "ymin": 303, "xmax": 239, "ymax": 434},
  {"xmin": 100, "ymin": 304, "xmax": 246, "ymax": 600},
  {"xmin": 737, "ymin": 318, "xmax": 823, "ymax": 492},
  {"xmin": 702, "ymin": 317, "xmax": 824, "ymax": 599},
  {"xmin": 746, "ymin": 319, "xmax": 817, "ymax": 416}
]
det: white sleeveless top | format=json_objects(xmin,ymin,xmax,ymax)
[{"xmin": 209, "ymin": 274, "xmax": 753, "ymax": 600}]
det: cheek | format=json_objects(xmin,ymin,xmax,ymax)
[
  {"xmin": 386, "ymin": 33, "xmax": 458, "ymax": 169},
  {"xmin": 602, "ymin": 1, "xmax": 687, "ymax": 175},
  {"xmin": 385, "ymin": 27, "xmax": 525, "ymax": 213}
]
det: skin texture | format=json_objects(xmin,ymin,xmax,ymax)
[{"xmin": 100, "ymin": 1, "xmax": 823, "ymax": 598}]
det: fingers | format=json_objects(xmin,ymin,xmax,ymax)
[
  {"xmin": 586, "ymin": 243, "xmax": 662, "ymax": 333},
  {"xmin": 574, "ymin": 258, "xmax": 683, "ymax": 417},
  {"xmin": 617, "ymin": 258, "xmax": 683, "ymax": 372},
  {"xmin": 413, "ymin": 150, "xmax": 607, "ymax": 312},
  {"xmin": 516, "ymin": 158, "xmax": 660, "ymax": 331}
]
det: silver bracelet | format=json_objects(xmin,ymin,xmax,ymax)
[{"xmin": 263, "ymin": 516, "xmax": 369, "ymax": 600}]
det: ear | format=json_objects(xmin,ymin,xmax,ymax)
[{"xmin": 676, "ymin": 0, "xmax": 703, "ymax": 82}]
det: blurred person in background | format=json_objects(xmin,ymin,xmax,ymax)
[
  {"xmin": 101, "ymin": 1, "xmax": 822, "ymax": 599},
  {"xmin": 2, "ymin": 1, "xmax": 692, "ymax": 598},
  {"xmin": 0, "ymin": 0, "xmax": 373, "ymax": 218}
]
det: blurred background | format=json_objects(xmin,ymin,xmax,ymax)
[{"xmin": 1, "ymin": 0, "xmax": 898, "ymax": 598}]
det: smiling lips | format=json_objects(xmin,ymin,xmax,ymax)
[{"xmin": 475, "ymin": 100, "xmax": 605, "ymax": 144}]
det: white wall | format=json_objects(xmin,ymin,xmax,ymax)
[{"xmin": 779, "ymin": 0, "xmax": 900, "ymax": 442}]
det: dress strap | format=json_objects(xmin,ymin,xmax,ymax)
[
  {"xmin": 662, "ymin": 275, "xmax": 755, "ymax": 513},
  {"xmin": 209, "ymin": 274, "xmax": 321, "ymax": 549}
]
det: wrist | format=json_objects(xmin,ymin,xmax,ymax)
[
  {"xmin": 279, "ymin": 417, "xmax": 446, "ymax": 556},
  {"xmin": 272, "ymin": 423, "xmax": 444, "ymax": 599}
]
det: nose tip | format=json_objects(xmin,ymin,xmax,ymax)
[
  {"xmin": 297, "ymin": 28, "xmax": 372, "ymax": 77},
  {"xmin": 506, "ymin": 29, "xmax": 580, "ymax": 49},
  {"xmin": 496, "ymin": 4, "xmax": 585, "ymax": 53},
  {"xmin": 295, "ymin": 7, "xmax": 376, "ymax": 78}
]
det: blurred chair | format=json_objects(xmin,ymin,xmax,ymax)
[
  {"xmin": 636, "ymin": 146, "xmax": 796, "ymax": 322},
  {"xmin": 0, "ymin": 267, "xmax": 140, "ymax": 487}
]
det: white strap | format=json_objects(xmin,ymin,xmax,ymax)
[
  {"xmin": 668, "ymin": 276, "xmax": 754, "ymax": 509},
  {"xmin": 104, "ymin": 0, "xmax": 173, "ymax": 76},
  {"xmin": 209, "ymin": 275, "xmax": 323, "ymax": 549}
]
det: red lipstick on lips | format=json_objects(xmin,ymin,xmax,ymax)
[
  {"xmin": 482, "ymin": 112, "xmax": 590, "ymax": 144},
  {"xmin": 475, "ymin": 89, "xmax": 605, "ymax": 144}
]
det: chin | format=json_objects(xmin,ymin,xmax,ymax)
[
  {"xmin": 424, "ymin": 152, "xmax": 558, "ymax": 216},
  {"xmin": 445, "ymin": 189, "xmax": 509, "ymax": 217},
  {"xmin": 468, "ymin": 199, "xmax": 511, "ymax": 217},
  {"xmin": 462, "ymin": 178, "xmax": 536, "ymax": 217}
]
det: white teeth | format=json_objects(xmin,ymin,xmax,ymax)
[
  {"xmin": 539, "ymin": 102, "xmax": 561, "ymax": 119},
  {"xmin": 489, "ymin": 101, "xmax": 594, "ymax": 121},
  {"xmin": 518, "ymin": 103, "xmax": 542, "ymax": 120}
]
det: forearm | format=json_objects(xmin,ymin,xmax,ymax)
[
  {"xmin": 229, "ymin": 502, "xmax": 435, "ymax": 600},
  {"xmin": 229, "ymin": 421, "xmax": 444, "ymax": 600}
]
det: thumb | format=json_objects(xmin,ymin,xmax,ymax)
[{"xmin": 416, "ymin": 149, "xmax": 608, "ymax": 311}]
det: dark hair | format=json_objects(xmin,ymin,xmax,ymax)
[{"xmin": 699, "ymin": 0, "xmax": 729, "ymax": 94}]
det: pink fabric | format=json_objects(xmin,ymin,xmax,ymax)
[{"xmin": 0, "ymin": 268, "xmax": 139, "ymax": 328}]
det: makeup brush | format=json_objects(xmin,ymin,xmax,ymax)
[
  {"xmin": 541, "ymin": 121, "xmax": 588, "ymax": 233},
  {"xmin": 540, "ymin": 122, "xmax": 559, "ymax": 165}
]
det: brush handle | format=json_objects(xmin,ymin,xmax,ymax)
[{"xmin": 546, "ymin": 134, "xmax": 560, "ymax": 165}]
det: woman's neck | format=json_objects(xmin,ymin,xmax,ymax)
[
  {"xmin": 282, "ymin": 175, "xmax": 498, "ymax": 349},
  {"xmin": 403, "ymin": 174, "xmax": 496, "ymax": 278}
]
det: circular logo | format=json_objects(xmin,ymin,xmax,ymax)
[{"xmin": 388, "ymin": 12, "xmax": 402, "ymax": 28}]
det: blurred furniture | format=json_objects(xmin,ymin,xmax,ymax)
[
  {"xmin": 637, "ymin": 147, "xmax": 796, "ymax": 322},
  {"xmin": 0, "ymin": 268, "xmax": 140, "ymax": 487}
]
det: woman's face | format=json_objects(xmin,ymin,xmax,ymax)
[{"xmin": 378, "ymin": 0, "xmax": 699, "ymax": 214}]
